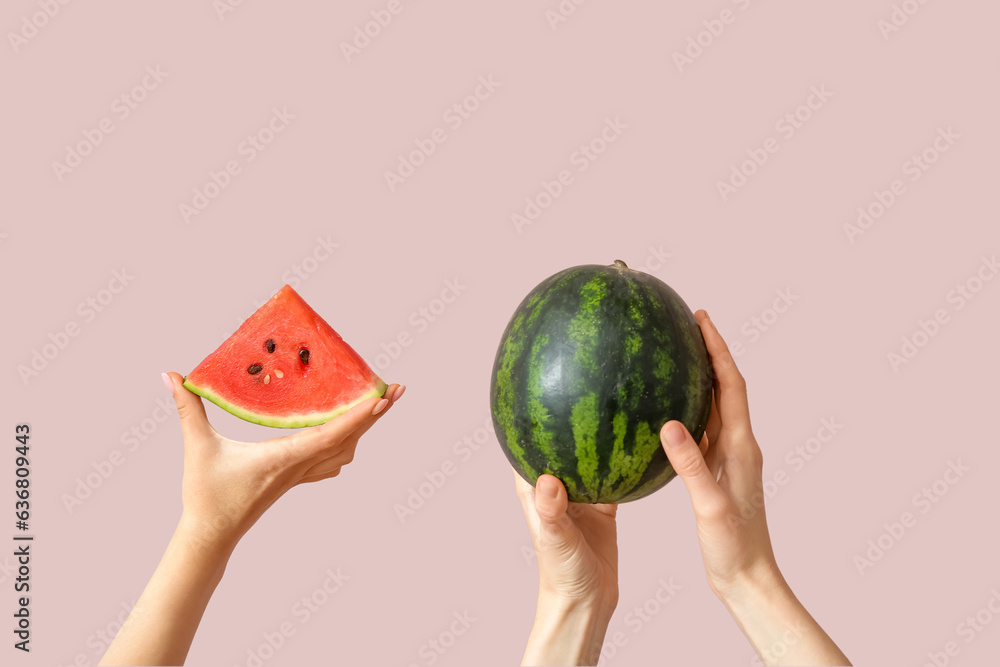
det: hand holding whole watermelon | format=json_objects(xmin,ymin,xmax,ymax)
[{"xmin": 511, "ymin": 285, "xmax": 851, "ymax": 666}]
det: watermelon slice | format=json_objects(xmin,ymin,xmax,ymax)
[{"xmin": 183, "ymin": 285, "xmax": 386, "ymax": 428}]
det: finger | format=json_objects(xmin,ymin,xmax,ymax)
[
  {"xmin": 661, "ymin": 421, "xmax": 728, "ymax": 518},
  {"xmin": 695, "ymin": 312, "xmax": 752, "ymax": 432},
  {"xmin": 388, "ymin": 384, "xmax": 406, "ymax": 404},
  {"xmin": 513, "ymin": 470, "xmax": 535, "ymax": 503},
  {"xmin": 534, "ymin": 475, "xmax": 570, "ymax": 526},
  {"xmin": 514, "ymin": 469, "xmax": 538, "ymax": 516},
  {"xmin": 280, "ymin": 384, "xmax": 399, "ymax": 461},
  {"xmin": 301, "ymin": 451, "xmax": 353, "ymax": 479},
  {"xmin": 588, "ymin": 502, "xmax": 618, "ymax": 519},
  {"xmin": 700, "ymin": 431, "xmax": 722, "ymax": 481},
  {"xmin": 299, "ymin": 466, "xmax": 342, "ymax": 484},
  {"xmin": 513, "ymin": 470, "xmax": 546, "ymax": 544},
  {"xmin": 532, "ymin": 475, "xmax": 581, "ymax": 555},
  {"xmin": 306, "ymin": 383, "xmax": 404, "ymax": 465},
  {"xmin": 693, "ymin": 313, "xmax": 723, "ymax": 446},
  {"xmin": 698, "ymin": 431, "xmax": 709, "ymax": 458},
  {"xmin": 702, "ymin": 431, "xmax": 721, "ymax": 480},
  {"xmin": 706, "ymin": 387, "xmax": 722, "ymax": 448},
  {"xmin": 165, "ymin": 372, "xmax": 215, "ymax": 442},
  {"xmin": 338, "ymin": 384, "xmax": 404, "ymax": 447}
]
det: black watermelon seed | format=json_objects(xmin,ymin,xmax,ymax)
[
  {"xmin": 299, "ymin": 349, "xmax": 310, "ymax": 365},
  {"xmin": 265, "ymin": 339, "xmax": 275, "ymax": 353},
  {"xmin": 248, "ymin": 364, "xmax": 263, "ymax": 375}
]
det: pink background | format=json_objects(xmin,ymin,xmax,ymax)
[{"xmin": 3, "ymin": 1, "xmax": 999, "ymax": 665}]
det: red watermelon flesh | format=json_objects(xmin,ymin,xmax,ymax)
[{"xmin": 183, "ymin": 285, "xmax": 386, "ymax": 428}]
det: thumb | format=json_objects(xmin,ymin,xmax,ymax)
[
  {"xmin": 533, "ymin": 475, "xmax": 579, "ymax": 554},
  {"xmin": 163, "ymin": 372, "xmax": 214, "ymax": 441},
  {"xmin": 661, "ymin": 421, "xmax": 727, "ymax": 518}
]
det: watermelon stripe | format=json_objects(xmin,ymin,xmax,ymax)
[
  {"xmin": 493, "ymin": 321, "xmax": 538, "ymax": 481},
  {"xmin": 617, "ymin": 455, "xmax": 677, "ymax": 503},
  {"xmin": 571, "ymin": 392, "xmax": 601, "ymax": 502},
  {"xmin": 526, "ymin": 333, "xmax": 561, "ymax": 470},
  {"xmin": 618, "ymin": 422, "xmax": 663, "ymax": 498},
  {"xmin": 603, "ymin": 411, "xmax": 629, "ymax": 490},
  {"xmin": 566, "ymin": 275, "xmax": 606, "ymax": 377}
]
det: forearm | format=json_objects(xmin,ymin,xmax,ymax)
[
  {"xmin": 716, "ymin": 567, "xmax": 850, "ymax": 666},
  {"xmin": 522, "ymin": 596, "xmax": 613, "ymax": 666},
  {"xmin": 100, "ymin": 516, "xmax": 235, "ymax": 666}
]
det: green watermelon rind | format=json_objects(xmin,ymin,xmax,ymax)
[{"xmin": 183, "ymin": 377, "xmax": 388, "ymax": 429}]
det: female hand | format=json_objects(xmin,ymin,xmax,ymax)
[
  {"xmin": 171, "ymin": 372, "xmax": 405, "ymax": 553},
  {"xmin": 515, "ymin": 473, "xmax": 618, "ymax": 666},
  {"xmin": 101, "ymin": 374, "xmax": 403, "ymax": 666},
  {"xmin": 659, "ymin": 311, "xmax": 777, "ymax": 596},
  {"xmin": 660, "ymin": 311, "xmax": 849, "ymax": 666}
]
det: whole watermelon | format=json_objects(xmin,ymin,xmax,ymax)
[{"xmin": 489, "ymin": 260, "xmax": 713, "ymax": 504}]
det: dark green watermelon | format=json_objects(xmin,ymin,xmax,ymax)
[{"xmin": 489, "ymin": 260, "xmax": 713, "ymax": 504}]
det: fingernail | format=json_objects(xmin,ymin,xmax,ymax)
[
  {"xmin": 662, "ymin": 422, "xmax": 685, "ymax": 448},
  {"xmin": 372, "ymin": 398, "xmax": 389, "ymax": 415},
  {"xmin": 161, "ymin": 372, "xmax": 174, "ymax": 394},
  {"xmin": 538, "ymin": 477, "xmax": 559, "ymax": 499},
  {"xmin": 392, "ymin": 385, "xmax": 406, "ymax": 402}
]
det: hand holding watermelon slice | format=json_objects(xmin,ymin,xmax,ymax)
[
  {"xmin": 165, "ymin": 371, "xmax": 404, "ymax": 549},
  {"xmin": 101, "ymin": 287, "xmax": 403, "ymax": 666},
  {"xmin": 102, "ymin": 375, "xmax": 404, "ymax": 665}
]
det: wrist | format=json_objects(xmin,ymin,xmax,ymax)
[
  {"xmin": 711, "ymin": 563, "xmax": 851, "ymax": 666},
  {"xmin": 176, "ymin": 512, "xmax": 240, "ymax": 566},
  {"xmin": 537, "ymin": 590, "xmax": 617, "ymax": 624},
  {"xmin": 712, "ymin": 563, "xmax": 821, "ymax": 664},
  {"xmin": 538, "ymin": 581, "xmax": 618, "ymax": 618},
  {"xmin": 523, "ymin": 594, "xmax": 615, "ymax": 666},
  {"xmin": 710, "ymin": 559, "xmax": 786, "ymax": 608}
]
